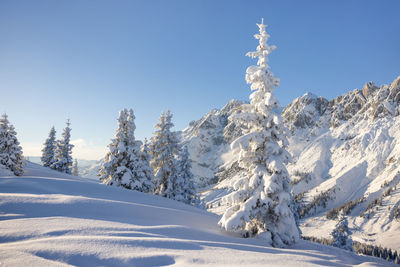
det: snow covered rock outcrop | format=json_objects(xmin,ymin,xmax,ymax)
[
  {"xmin": 180, "ymin": 100, "xmax": 244, "ymax": 187},
  {"xmin": 282, "ymin": 93, "xmax": 329, "ymax": 131},
  {"xmin": 282, "ymin": 76, "xmax": 400, "ymax": 251}
]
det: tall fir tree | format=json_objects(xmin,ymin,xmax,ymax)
[
  {"xmin": 0, "ymin": 114, "xmax": 24, "ymax": 176},
  {"xmin": 51, "ymin": 120, "xmax": 74, "ymax": 174},
  {"xmin": 174, "ymin": 145, "xmax": 198, "ymax": 205},
  {"xmin": 41, "ymin": 126, "xmax": 57, "ymax": 167},
  {"xmin": 72, "ymin": 159, "xmax": 79, "ymax": 176},
  {"xmin": 99, "ymin": 109, "xmax": 153, "ymax": 192},
  {"xmin": 331, "ymin": 211, "xmax": 353, "ymax": 251},
  {"xmin": 218, "ymin": 19, "xmax": 299, "ymax": 247},
  {"xmin": 149, "ymin": 110, "xmax": 180, "ymax": 198},
  {"xmin": 135, "ymin": 138, "xmax": 154, "ymax": 192}
]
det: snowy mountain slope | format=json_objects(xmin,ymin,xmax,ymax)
[
  {"xmin": 282, "ymin": 77, "xmax": 400, "ymax": 251},
  {"xmin": 79, "ymin": 159, "xmax": 103, "ymax": 179},
  {"xmin": 0, "ymin": 162, "xmax": 390, "ymax": 266},
  {"xmin": 27, "ymin": 156, "xmax": 98, "ymax": 179},
  {"xmin": 180, "ymin": 100, "xmax": 244, "ymax": 188},
  {"xmin": 191, "ymin": 76, "xmax": 400, "ymax": 252}
]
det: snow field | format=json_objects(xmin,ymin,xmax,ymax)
[{"xmin": 0, "ymin": 162, "xmax": 392, "ymax": 266}]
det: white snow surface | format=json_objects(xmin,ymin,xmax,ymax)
[{"xmin": 0, "ymin": 162, "xmax": 390, "ymax": 266}]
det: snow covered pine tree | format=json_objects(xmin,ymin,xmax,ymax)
[
  {"xmin": 136, "ymin": 138, "xmax": 154, "ymax": 192},
  {"xmin": 174, "ymin": 145, "xmax": 198, "ymax": 205},
  {"xmin": 41, "ymin": 126, "xmax": 56, "ymax": 167},
  {"xmin": 0, "ymin": 113, "xmax": 24, "ymax": 175},
  {"xmin": 149, "ymin": 110, "xmax": 181, "ymax": 199},
  {"xmin": 218, "ymin": 19, "xmax": 299, "ymax": 247},
  {"xmin": 331, "ymin": 211, "xmax": 353, "ymax": 251},
  {"xmin": 51, "ymin": 120, "xmax": 74, "ymax": 174},
  {"xmin": 99, "ymin": 109, "xmax": 153, "ymax": 192}
]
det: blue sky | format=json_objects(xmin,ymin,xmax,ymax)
[{"xmin": 1, "ymin": 0, "xmax": 399, "ymax": 160}]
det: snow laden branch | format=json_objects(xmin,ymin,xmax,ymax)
[{"xmin": 218, "ymin": 19, "xmax": 299, "ymax": 247}]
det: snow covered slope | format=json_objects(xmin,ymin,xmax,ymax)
[
  {"xmin": 283, "ymin": 77, "xmax": 400, "ymax": 251},
  {"xmin": 0, "ymin": 162, "xmax": 389, "ymax": 266},
  {"xmin": 180, "ymin": 100, "xmax": 244, "ymax": 188},
  {"xmin": 194, "ymin": 76, "xmax": 400, "ymax": 252}
]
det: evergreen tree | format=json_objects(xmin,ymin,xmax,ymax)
[
  {"xmin": 134, "ymin": 138, "xmax": 154, "ymax": 193},
  {"xmin": 174, "ymin": 145, "xmax": 198, "ymax": 205},
  {"xmin": 41, "ymin": 127, "xmax": 56, "ymax": 167},
  {"xmin": 51, "ymin": 120, "xmax": 74, "ymax": 174},
  {"xmin": 149, "ymin": 110, "xmax": 180, "ymax": 198},
  {"xmin": 99, "ymin": 109, "xmax": 152, "ymax": 192},
  {"xmin": 0, "ymin": 114, "xmax": 24, "ymax": 176},
  {"xmin": 331, "ymin": 211, "xmax": 353, "ymax": 251},
  {"xmin": 72, "ymin": 159, "xmax": 79, "ymax": 176},
  {"xmin": 218, "ymin": 19, "xmax": 299, "ymax": 247}
]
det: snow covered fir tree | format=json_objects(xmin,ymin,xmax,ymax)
[
  {"xmin": 331, "ymin": 211, "xmax": 353, "ymax": 251},
  {"xmin": 51, "ymin": 120, "xmax": 74, "ymax": 174},
  {"xmin": 0, "ymin": 113, "xmax": 24, "ymax": 176},
  {"xmin": 136, "ymin": 138, "xmax": 154, "ymax": 191},
  {"xmin": 41, "ymin": 126, "xmax": 56, "ymax": 167},
  {"xmin": 218, "ymin": 19, "xmax": 299, "ymax": 247},
  {"xmin": 98, "ymin": 109, "xmax": 153, "ymax": 193},
  {"xmin": 174, "ymin": 145, "xmax": 198, "ymax": 205},
  {"xmin": 149, "ymin": 110, "xmax": 181, "ymax": 199}
]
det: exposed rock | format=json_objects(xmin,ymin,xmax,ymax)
[{"xmin": 282, "ymin": 93, "xmax": 329, "ymax": 131}]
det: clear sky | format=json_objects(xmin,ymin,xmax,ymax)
[{"xmin": 1, "ymin": 0, "xmax": 399, "ymax": 160}]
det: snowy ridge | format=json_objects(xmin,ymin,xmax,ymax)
[
  {"xmin": 283, "ymin": 77, "xmax": 400, "ymax": 251},
  {"xmin": 195, "ymin": 76, "xmax": 400, "ymax": 252},
  {"xmin": 180, "ymin": 99, "xmax": 244, "ymax": 187},
  {"xmin": 0, "ymin": 161, "xmax": 390, "ymax": 266}
]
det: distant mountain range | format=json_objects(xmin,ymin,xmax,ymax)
[{"xmin": 26, "ymin": 156, "xmax": 99, "ymax": 179}]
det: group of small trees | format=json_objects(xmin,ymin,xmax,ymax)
[
  {"xmin": 41, "ymin": 120, "xmax": 74, "ymax": 174},
  {"xmin": 149, "ymin": 110, "xmax": 197, "ymax": 205},
  {"xmin": 99, "ymin": 109, "xmax": 153, "ymax": 193},
  {"xmin": 98, "ymin": 109, "xmax": 197, "ymax": 205},
  {"xmin": 0, "ymin": 114, "xmax": 24, "ymax": 175}
]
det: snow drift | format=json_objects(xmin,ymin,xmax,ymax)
[{"xmin": 0, "ymin": 162, "xmax": 390, "ymax": 266}]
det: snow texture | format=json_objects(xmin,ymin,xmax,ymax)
[{"xmin": 0, "ymin": 161, "xmax": 391, "ymax": 266}]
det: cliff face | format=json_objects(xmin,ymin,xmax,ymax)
[{"xmin": 180, "ymin": 99, "xmax": 244, "ymax": 187}]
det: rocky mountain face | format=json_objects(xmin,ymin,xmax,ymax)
[
  {"xmin": 188, "ymin": 76, "xmax": 400, "ymax": 251},
  {"xmin": 180, "ymin": 100, "xmax": 244, "ymax": 188}
]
